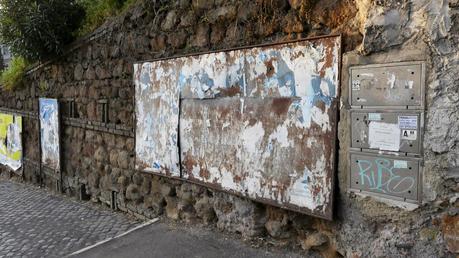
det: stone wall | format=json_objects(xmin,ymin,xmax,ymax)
[{"xmin": 0, "ymin": 0, "xmax": 458, "ymax": 257}]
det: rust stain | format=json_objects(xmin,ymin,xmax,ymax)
[
  {"xmin": 316, "ymin": 38, "xmax": 335, "ymax": 78},
  {"xmin": 441, "ymin": 215, "xmax": 459, "ymax": 253},
  {"xmin": 289, "ymin": 49, "xmax": 306, "ymax": 61},
  {"xmin": 271, "ymin": 98, "xmax": 293, "ymax": 116},
  {"xmin": 233, "ymin": 175, "xmax": 242, "ymax": 183},
  {"xmin": 136, "ymin": 160, "xmax": 150, "ymax": 171},
  {"xmin": 199, "ymin": 168, "xmax": 210, "ymax": 179},
  {"xmin": 264, "ymin": 58, "xmax": 276, "ymax": 77},
  {"xmin": 248, "ymin": 118, "xmax": 257, "ymax": 126},
  {"xmin": 218, "ymin": 85, "xmax": 242, "ymax": 97},
  {"xmin": 316, "ymin": 100, "xmax": 326, "ymax": 112},
  {"xmin": 182, "ymin": 154, "xmax": 197, "ymax": 173}
]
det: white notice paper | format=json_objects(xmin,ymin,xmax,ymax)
[
  {"xmin": 368, "ymin": 122, "xmax": 401, "ymax": 151},
  {"xmin": 398, "ymin": 116, "xmax": 418, "ymax": 129},
  {"xmin": 393, "ymin": 160, "xmax": 408, "ymax": 169}
]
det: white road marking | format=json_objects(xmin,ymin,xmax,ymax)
[{"xmin": 67, "ymin": 218, "xmax": 159, "ymax": 257}]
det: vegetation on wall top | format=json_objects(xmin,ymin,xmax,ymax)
[
  {"xmin": 0, "ymin": 0, "xmax": 85, "ymax": 62},
  {"xmin": 0, "ymin": 0, "xmax": 137, "ymax": 90},
  {"xmin": 0, "ymin": 56, "xmax": 27, "ymax": 91},
  {"xmin": 77, "ymin": 0, "xmax": 137, "ymax": 36},
  {"xmin": 0, "ymin": 0, "xmax": 137, "ymax": 62}
]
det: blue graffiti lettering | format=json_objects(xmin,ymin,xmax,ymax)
[{"xmin": 355, "ymin": 158, "xmax": 415, "ymax": 195}]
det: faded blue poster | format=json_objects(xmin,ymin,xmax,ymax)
[{"xmin": 39, "ymin": 98, "xmax": 60, "ymax": 171}]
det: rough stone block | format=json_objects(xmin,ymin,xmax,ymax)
[
  {"xmin": 117, "ymin": 151, "xmax": 130, "ymax": 169},
  {"xmin": 88, "ymin": 172, "xmax": 100, "ymax": 190},
  {"xmin": 167, "ymin": 31, "xmax": 188, "ymax": 49},
  {"xmin": 74, "ymin": 64, "xmax": 84, "ymax": 81},
  {"xmin": 144, "ymin": 192, "xmax": 166, "ymax": 214},
  {"xmin": 194, "ymin": 195, "xmax": 215, "ymax": 224},
  {"xmin": 94, "ymin": 146, "xmax": 107, "ymax": 163},
  {"xmin": 177, "ymin": 184, "xmax": 193, "ymax": 204},
  {"xmin": 117, "ymin": 175, "xmax": 128, "ymax": 188},
  {"xmin": 192, "ymin": 24, "xmax": 209, "ymax": 47},
  {"xmin": 179, "ymin": 11, "xmax": 196, "ymax": 27},
  {"xmin": 150, "ymin": 34, "xmax": 167, "ymax": 52},
  {"xmin": 132, "ymin": 173, "xmax": 143, "ymax": 186},
  {"xmin": 126, "ymin": 184, "xmax": 141, "ymax": 201},
  {"xmin": 151, "ymin": 178, "xmax": 162, "ymax": 194},
  {"xmin": 213, "ymin": 193, "xmax": 266, "ymax": 237},
  {"xmin": 109, "ymin": 150, "xmax": 119, "ymax": 167},
  {"xmin": 178, "ymin": 200, "xmax": 197, "ymax": 223},
  {"xmin": 207, "ymin": 6, "xmax": 237, "ymax": 24},
  {"xmin": 161, "ymin": 11, "xmax": 178, "ymax": 31},
  {"xmin": 300, "ymin": 232, "xmax": 329, "ymax": 251},
  {"xmin": 161, "ymin": 184, "xmax": 175, "ymax": 197},
  {"xmin": 192, "ymin": 0, "xmax": 214, "ymax": 10},
  {"xmin": 165, "ymin": 196, "xmax": 179, "ymax": 220}
]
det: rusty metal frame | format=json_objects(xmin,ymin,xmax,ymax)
[{"xmin": 134, "ymin": 34, "xmax": 342, "ymax": 220}]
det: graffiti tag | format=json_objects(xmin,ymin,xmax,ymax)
[{"xmin": 356, "ymin": 158, "xmax": 415, "ymax": 195}]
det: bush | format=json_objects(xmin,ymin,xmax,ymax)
[
  {"xmin": 0, "ymin": 56, "xmax": 27, "ymax": 91},
  {"xmin": 77, "ymin": 0, "xmax": 137, "ymax": 36},
  {"xmin": 0, "ymin": 0, "xmax": 85, "ymax": 61}
]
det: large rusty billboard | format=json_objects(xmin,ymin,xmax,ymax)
[{"xmin": 135, "ymin": 35, "xmax": 341, "ymax": 219}]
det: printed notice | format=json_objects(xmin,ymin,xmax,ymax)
[
  {"xmin": 401, "ymin": 130, "xmax": 417, "ymax": 141},
  {"xmin": 368, "ymin": 113, "xmax": 381, "ymax": 121},
  {"xmin": 398, "ymin": 116, "xmax": 418, "ymax": 129},
  {"xmin": 394, "ymin": 160, "xmax": 408, "ymax": 169},
  {"xmin": 368, "ymin": 122, "xmax": 401, "ymax": 151}
]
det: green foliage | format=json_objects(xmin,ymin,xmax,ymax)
[
  {"xmin": 0, "ymin": 0, "xmax": 138, "ymax": 61},
  {"xmin": 0, "ymin": 56, "xmax": 27, "ymax": 91},
  {"xmin": 77, "ymin": 0, "xmax": 137, "ymax": 36},
  {"xmin": 0, "ymin": 0, "xmax": 85, "ymax": 61}
]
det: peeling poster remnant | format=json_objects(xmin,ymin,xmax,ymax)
[
  {"xmin": 0, "ymin": 113, "xmax": 22, "ymax": 171},
  {"xmin": 39, "ymin": 98, "xmax": 60, "ymax": 171},
  {"xmin": 135, "ymin": 35, "xmax": 341, "ymax": 219},
  {"xmin": 134, "ymin": 61, "xmax": 181, "ymax": 176}
]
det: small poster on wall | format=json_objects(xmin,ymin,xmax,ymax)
[
  {"xmin": 39, "ymin": 98, "xmax": 60, "ymax": 171},
  {"xmin": 0, "ymin": 113, "xmax": 22, "ymax": 171}
]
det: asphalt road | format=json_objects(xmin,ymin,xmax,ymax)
[{"xmin": 70, "ymin": 221, "xmax": 304, "ymax": 258}]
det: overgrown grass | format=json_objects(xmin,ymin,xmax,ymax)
[
  {"xmin": 0, "ymin": 57, "xmax": 27, "ymax": 91},
  {"xmin": 77, "ymin": 0, "xmax": 137, "ymax": 36}
]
